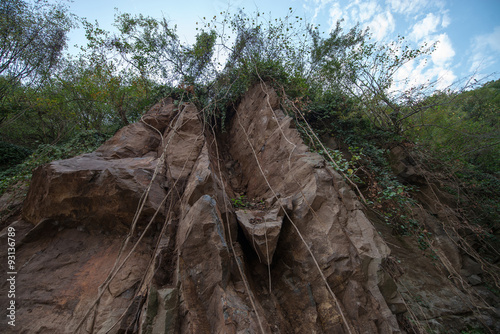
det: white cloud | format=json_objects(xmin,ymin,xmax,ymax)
[
  {"xmin": 435, "ymin": 68, "xmax": 457, "ymax": 90},
  {"xmin": 367, "ymin": 11, "xmax": 395, "ymax": 41},
  {"xmin": 470, "ymin": 54, "xmax": 496, "ymax": 74},
  {"xmin": 386, "ymin": 0, "xmax": 447, "ymax": 16},
  {"xmin": 431, "ymin": 33, "xmax": 455, "ymax": 67},
  {"xmin": 393, "ymin": 32, "xmax": 457, "ymax": 92},
  {"xmin": 357, "ymin": 0, "xmax": 380, "ymax": 22},
  {"xmin": 394, "ymin": 57, "xmax": 456, "ymax": 92},
  {"xmin": 386, "ymin": 0, "xmax": 429, "ymax": 14},
  {"xmin": 303, "ymin": 0, "xmax": 335, "ymax": 22},
  {"xmin": 425, "ymin": 66, "xmax": 457, "ymax": 90},
  {"xmin": 350, "ymin": 7, "xmax": 359, "ymax": 23},
  {"xmin": 394, "ymin": 58, "xmax": 420, "ymax": 85},
  {"xmin": 328, "ymin": 3, "xmax": 343, "ymax": 30},
  {"xmin": 410, "ymin": 13, "xmax": 440, "ymax": 41},
  {"xmin": 469, "ymin": 26, "xmax": 500, "ymax": 72},
  {"xmin": 343, "ymin": 0, "xmax": 382, "ymax": 25},
  {"xmin": 441, "ymin": 11, "xmax": 450, "ymax": 28},
  {"xmin": 306, "ymin": 0, "xmax": 459, "ymax": 91},
  {"xmin": 474, "ymin": 26, "xmax": 500, "ymax": 53}
]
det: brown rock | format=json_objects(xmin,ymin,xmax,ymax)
[
  {"xmin": 96, "ymin": 123, "xmax": 161, "ymax": 159},
  {"xmin": 226, "ymin": 84, "xmax": 401, "ymax": 333},
  {"xmin": 235, "ymin": 207, "xmax": 283, "ymax": 265},
  {"xmin": 22, "ymin": 154, "xmax": 166, "ymax": 233},
  {"xmin": 142, "ymin": 97, "xmax": 177, "ymax": 133}
]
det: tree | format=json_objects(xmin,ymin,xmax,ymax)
[
  {"xmin": 308, "ymin": 22, "xmax": 436, "ymax": 132},
  {"xmin": 407, "ymin": 79, "xmax": 500, "ymax": 174},
  {"xmin": 0, "ymin": 0, "xmax": 73, "ymax": 113},
  {"xmin": 87, "ymin": 13, "xmax": 217, "ymax": 86}
]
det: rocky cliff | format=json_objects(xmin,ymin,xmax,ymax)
[{"xmin": 0, "ymin": 83, "xmax": 498, "ymax": 333}]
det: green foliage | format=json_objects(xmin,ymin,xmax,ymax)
[
  {"xmin": 103, "ymin": 12, "xmax": 217, "ymax": 85},
  {"xmin": 230, "ymin": 195, "xmax": 266, "ymax": 210},
  {"xmin": 308, "ymin": 23, "xmax": 435, "ymax": 132},
  {"xmin": 360, "ymin": 146, "xmax": 421, "ymax": 237},
  {"xmin": 58, "ymin": 54, "xmax": 158, "ymax": 128},
  {"xmin": 0, "ymin": 0, "xmax": 74, "ymax": 105},
  {"xmin": 402, "ymin": 83, "xmax": 499, "ymax": 255},
  {"xmin": 0, "ymin": 130, "xmax": 109, "ymax": 195},
  {"xmin": 200, "ymin": 56, "xmax": 292, "ymax": 129},
  {"xmin": 0, "ymin": 6, "xmax": 429, "ymax": 136},
  {"xmin": 183, "ymin": 30, "xmax": 217, "ymax": 84},
  {"xmin": 190, "ymin": 9, "xmax": 317, "ymax": 126},
  {"xmin": 453, "ymin": 168, "xmax": 500, "ymax": 254},
  {"xmin": 403, "ymin": 81, "xmax": 499, "ymax": 252},
  {"xmin": 0, "ymin": 82, "xmax": 72, "ymax": 146},
  {"xmin": 406, "ymin": 79, "xmax": 500, "ymax": 175},
  {"xmin": 0, "ymin": 50, "xmax": 160, "ymax": 147},
  {"xmin": 315, "ymin": 146, "xmax": 362, "ymax": 181},
  {"xmin": 0, "ymin": 141, "xmax": 31, "ymax": 171},
  {"xmin": 300, "ymin": 101, "xmax": 430, "ymax": 242},
  {"xmin": 302, "ymin": 90, "xmax": 361, "ymax": 133},
  {"xmin": 230, "ymin": 195, "xmax": 248, "ymax": 208}
]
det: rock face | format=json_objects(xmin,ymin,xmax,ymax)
[{"xmin": 0, "ymin": 84, "xmax": 497, "ymax": 333}]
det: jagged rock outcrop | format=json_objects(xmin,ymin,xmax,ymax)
[
  {"xmin": 0, "ymin": 83, "xmax": 497, "ymax": 333},
  {"xmin": 235, "ymin": 207, "xmax": 284, "ymax": 265}
]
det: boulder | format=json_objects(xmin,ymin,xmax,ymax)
[{"xmin": 22, "ymin": 154, "xmax": 166, "ymax": 233}]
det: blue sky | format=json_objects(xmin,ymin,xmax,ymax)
[{"xmin": 66, "ymin": 0, "xmax": 500, "ymax": 89}]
